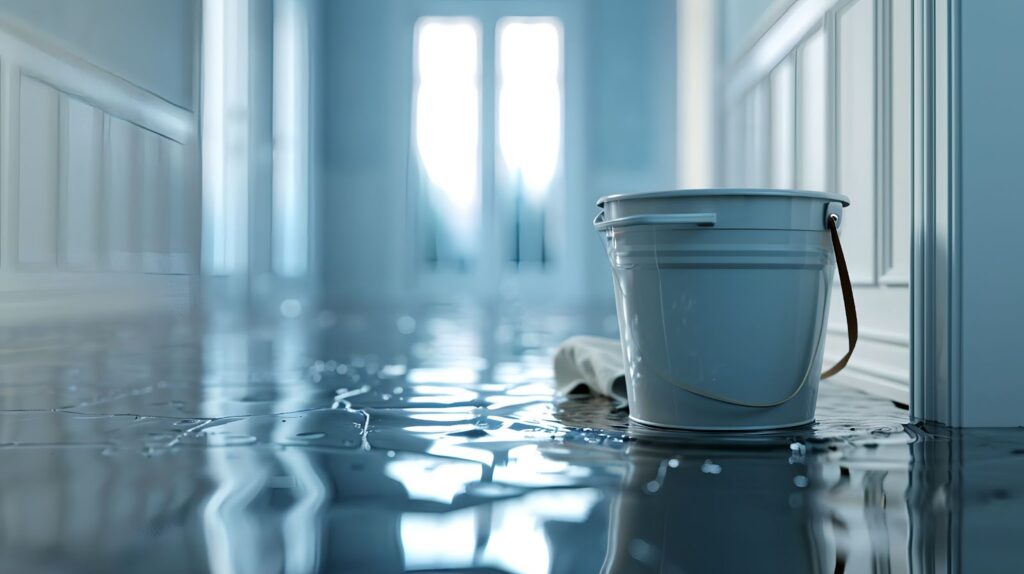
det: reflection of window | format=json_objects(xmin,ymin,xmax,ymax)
[
  {"xmin": 414, "ymin": 18, "xmax": 481, "ymax": 269},
  {"xmin": 497, "ymin": 18, "xmax": 563, "ymax": 267}
]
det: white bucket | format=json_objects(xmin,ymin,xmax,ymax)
[{"xmin": 595, "ymin": 189, "xmax": 855, "ymax": 430}]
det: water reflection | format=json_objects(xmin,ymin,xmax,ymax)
[{"xmin": 0, "ymin": 309, "xmax": 1023, "ymax": 572}]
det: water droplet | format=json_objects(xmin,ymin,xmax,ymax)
[
  {"xmin": 700, "ymin": 460, "xmax": 722, "ymax": 474},
  {"xmin": 280, "ymin": 299, "xmax": 302, "ymax": 318},
  {"xmin": 386, "ymin": 450, "xmax": 396, "ymax": 458},
  {"xmin": 668, "ymin": 458, "xmax": 680, "ymax": 468},
  {"xmin": 396, "ymin": 316, "xmax": 416, "ymax": 334},
  {"xmin": 793, "ymin": 475, "xmax": 809, "ymax": 488},
  {"xmin": 380, "ymin": 364, "xmax": 407, "ymax": 377}
]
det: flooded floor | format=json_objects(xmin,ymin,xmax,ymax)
[{"xmin": 0, "ymin": 306, "xmax": 1021, "ymax": 573}]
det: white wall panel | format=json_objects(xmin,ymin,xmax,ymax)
[
  {"xmin": 105, "ymin": 116, "xmax": 140, "ymax": 271},
  {"xmin": 723, "ymin": 101, "xmax": 745, "ymax": 186},
  {"xmin": 164, "ymin": 138, "xmax": 191, "ymax": 274},
  {"xmin": 836, "ymin": 0, "xmax": 876, "ymax": 283},
  {"xmin": 61, "ymin": 97, "xmax": 104, "ymax": 269},
  {"xmin": 886, "ymin": 0, "xmax": 912, "ymax": 283},
  {"xmin": 721, "ymin": 0, "xmax": 913, "ymax": 402},
  {"xmin": 770, "ymin": 58, "xmax": 795, "ymax": 189},
  {"xmin": 140, "ymin": 128, "xmax": 166, "ymax": 273},
  {"xmin": 0, "ymin": 12, "xmax": 199, "ymax": 319},
  {"xmin": 797, "ymin": 29, "xmax": 827, "ymax": 191},
  {"xmin": 17, "ymin": 77, "xmax": 60, "ymax": 266},
  {"xmin": 746, "ymin": 82, "xmax": 770, "ymax": 186}
]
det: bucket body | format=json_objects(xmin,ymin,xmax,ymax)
[{"xmin": 596, "ymin": 189, "xmax": 850, "ymax": 430}]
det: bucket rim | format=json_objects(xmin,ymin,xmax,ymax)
[{"xmin": 596, "ymin": 188, "xmax": 851, "ymax": 208}]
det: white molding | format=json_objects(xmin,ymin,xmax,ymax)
[
  {"xmin": 913, "ymin": 0, "xmax": 1024, "ymax": 427},
  {"xmin": 912, "ymin": 0, "xmax": 957, "ymax": 425},
  {"xmin": 724, "ymin": 0, "xmax": 842, "ymax": 102},
  {"xmin": 826, "ymin": 372, "xmax": 909, "ymax": 405},
  {"xmin": 0, "ymin": 19, "xmax": 193, "ymax": 143},
  {"xmin": 828, "ymin": 325, "xmax": 909, "ymax": 347},
  {"xmin": 0, "ymin": 272, "xmax": 191, "ymax": 324}
]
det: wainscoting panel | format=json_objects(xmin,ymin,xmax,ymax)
[
  {"xmin": 164, "ymin": 137, "xmax": 194, "ymax": 275},
  {"xmin": 104, "ymin": 115, "xmax": 140, "ymax": 271},
  {"xmin": 770, "ymin": 58, "xmax": 795, "ymax": 189},
  {"xmin": 0, "ymin": 20, "xmax": 199, "ymax": 319},
  {"xmin": 140, "ymin": 127, "xmax": 165, "ymax": 274},
  {"xmin": 721, "ymin": 0, "xmax": 913, "ymax": 402},
  {"xmin": 836, "ymin": 0, "xmax": 876, "ymax": 284},
  {"xmin": 883, "ymin": 0, "xmax": 912, "ymax": 285},
  {"xmin": 62, "ymin": 95, "xmax": 104, "ymax": 270},
  {"xmin": 797, "ymin": 28, "xmax": 827, "ymax": 191},
  {"xmin": 17, "ymin": 76, "xmax": 60, "ymax": 267}
]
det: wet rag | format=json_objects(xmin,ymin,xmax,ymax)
[{"xmin": 552, "ymin": 336, "xmax": 627, "ymax": 404}]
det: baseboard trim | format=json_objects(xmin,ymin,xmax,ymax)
[{"xmin": 0, "ymin": 272, "xmax": 192, "ymax": 324}]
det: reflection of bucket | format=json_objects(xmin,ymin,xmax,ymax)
[
  {"xmin": 603, "ymin": 443, "xmax": 822, "ymax": 573},
  {"xmin": 594, "ymin": 189, "xmax": 855, "ymax": 430}
]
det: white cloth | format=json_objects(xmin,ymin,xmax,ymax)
[{"xmin": 552, "ymin": 335, "xmax": 627, "ymax": 404}]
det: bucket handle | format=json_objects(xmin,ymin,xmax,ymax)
[
  {"xmin": 649, "ymin": 207, "xmax": 858, "ymax": 408},
  {"xmin": 593, "ymin": 211, "xmax": 717, "ymax": 231},
  {"xmin": 820, "ymin": 212, "xmax": 857, "ymax": 380}
]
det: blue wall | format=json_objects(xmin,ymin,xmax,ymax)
[
  {"xmin": 322, "ymin": 0, "xmax": 677, "ymax": 306},
  {"xmin": 719, "ymin": 0, "xmax": 776, "ymax": 63},
  {"xmin": 0, "ymin": 0, "xmax": 198, "ymax": 109}
]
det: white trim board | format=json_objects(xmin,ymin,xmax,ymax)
[
  {"xmin": 0, "ymin": 272, "xmax": 192, "ymax": 325},
  {"xmin": 912, "ymin": 0, "xmax": 1024, "ymax": 427}
]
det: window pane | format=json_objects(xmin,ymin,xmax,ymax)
[
  {"xmin": 414, "ymin": 18, "xmax": 481, "ymax": 269},
  {"xmin": 497, "ymin": 18, "xmax": 562, "ymax": 266}
]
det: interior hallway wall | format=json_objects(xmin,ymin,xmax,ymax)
[
  {"xmin": 717, "ymin": 0, "xmax": 913, "ymax": 403},
  {"xmin": 718, "ymin": 0, "xmax": 776, "ymax": 63},
  {"xmin": 0, "ymin": 0, "xmax": 197, "ymax": 109},
  {"xmin": 0, "ymin": 0, "xmax": 202, "ymax": 321},
  {"xmin": 323, "ymin": 0, "xmax": 677, "ymax": 308}
]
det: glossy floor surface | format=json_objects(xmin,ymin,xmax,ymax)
[{"xmin": 0, "ymin": 307, "xmax": 1022, "ymax": 573}]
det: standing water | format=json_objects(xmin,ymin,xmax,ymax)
[{"xmin": 0, "ymin": 307, "xmax": 1019, "ymax": 572}]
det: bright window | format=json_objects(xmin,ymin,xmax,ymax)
[
  {"xmin": 413, "ymin": 16, "xmax": 564, "ymax": 272},
  {"xmin": 414, "ymin": 18, "xmax": 482, "ymax": 269},
  {"xmin": 497, "ymin": 18, "xmax": 562, "ymax": 204},
  {"xmin": 497, "ymin": 18, "xmax": 563, "ymax": 267}
]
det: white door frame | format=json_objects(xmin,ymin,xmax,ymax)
[{"xmin": 911, "ymin": 0, "xmax": 1024, "ymax": 427}]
